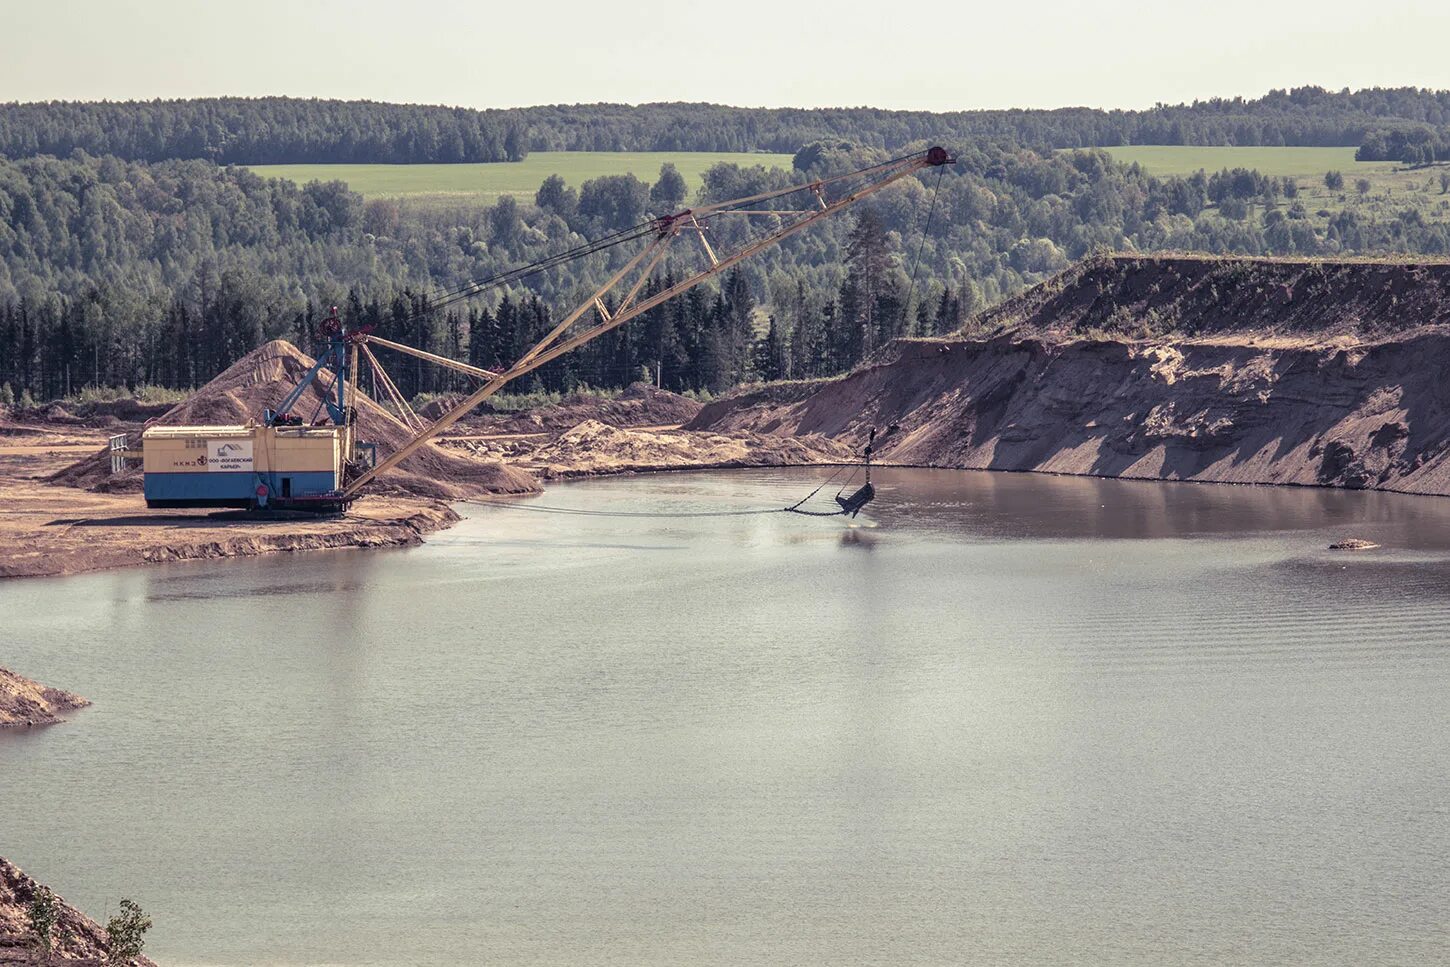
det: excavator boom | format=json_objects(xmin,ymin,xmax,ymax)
[{"xmin": 343, "ymin": 146, "xmax": 953, "ymax": 498}]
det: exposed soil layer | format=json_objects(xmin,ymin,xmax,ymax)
[
  {"xmin": 981, "ymin": 253, "xmax": 1450, "ymax": 342},
  {"xmin": 523, "ymin": 420, "xmax": 852, "ymax": 478},
  {"xmin": 48, "ymin": 340, "xmax": 539, "ymax": 501},
  {"xmin": 423, "ymin": 382, "xmax": 702, "ymax": 434},
  {"xmin": 0, "ymin": 668, "xmax": 89, "ymax": 728},
  {"xmin": 691, "ymin": 256, "xmax": 1450, "ymax": 497},
  {"xmin": 0, "ymin": 858, "xmax": 156, "ymax": 965}
]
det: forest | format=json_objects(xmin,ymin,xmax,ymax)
[
  {"xmin": 1355, "ymin": 125, "xmax": 1450, "ymax": 164},
  {"xmin": 513, "ymin": 87, "xmax": 1450, "ymax": 153},
  {"xmin": 0, "ymin": 98, "xmax": 530, "ymax": 165},
  {"xmin": 7, "ymin": 87, "xmax": 1450, "ymax": 164},
  {"xmin": 6, "ymin": 131, "xmax": 1450, "ymax": 406}
]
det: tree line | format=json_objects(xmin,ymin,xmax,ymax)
[
  {"xmin": 515, "ymin": 88, "xmax": 1450, "ymax": 153},
  {"xmin": 0, "ymin": 97, "xmax": 529, "ymax": 164},
  {"xmin": 1356, "ymin": 125, "xmax": 1450, "ymax": 164},
  {"xmin": 7, "ymin": 140, "xmax": 1450, "ymax": 405},
  {"xmin": 10, "ymin": 87, "xmax": 1450, "ymax": 165}
]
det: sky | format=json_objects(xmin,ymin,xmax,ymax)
[{"xmin": 5, "ymin": 0, "xmax": 1450, "ymax": 111}]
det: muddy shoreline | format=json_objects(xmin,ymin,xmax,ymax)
[
  {"xmin": 0, "ymin": 421, "xmax": 850, "ymax": 581},
  {"xmin": 0, "ymin": 437, "xmax": 468, "ymax": 581},
  {"xmin": 17, "ymin": 249, "xmax": 1450, "ymax": 582}
]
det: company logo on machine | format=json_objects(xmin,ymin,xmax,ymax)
[{"xmin": 208, "ymin": 439, "xmax": 254, "ymax": 473}]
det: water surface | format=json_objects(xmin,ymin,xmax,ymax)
[{"xmin": 3, "ymin": 469, "xmax": 1449, "ymax": 966}]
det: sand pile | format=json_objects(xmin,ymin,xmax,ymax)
[
  {"xmin": 45, "ymin": 429, "xmax": 144, "ymax": 493},
  {"xmin": 0, "ymin": 857, "xmax": 157, "ymax": 965},
  {"xmin": 0, "ymin": 667, "xmax": 89, "ymax": 728},
  {"xmin": 12, "ymin": 398, "xmax": 173, "ymax": 429},
  {"xmin": 49, "ymin": 340, "xmax": 538, "ymax": 500},
  {"xmin": 423, "ymin": 382, "xmax": 702, "ymax": 434},
  {"xmin": 526, "ymin": 419, "xmax": 851, "ymax": 477}
]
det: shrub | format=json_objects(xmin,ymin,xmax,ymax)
[
  {"xmin": 28, "ymin": 886, "xmax": 59, "ymax": 959},
  {"xmin": 105, "ymin": 898, "xmax": 152, "ymax": 966}
]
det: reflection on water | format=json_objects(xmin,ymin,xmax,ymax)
[
  {"xmin": 2, "ymin": 468, "xmax": 1449, "ymax": 966},
  {"xmin": 837, "ymin": 527, "xmax": 879, "ymax": 551}
]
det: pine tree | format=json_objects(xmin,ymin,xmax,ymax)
[{"xmin": 839, "ymin": 210, "xmax": 893, "ymax": 367}]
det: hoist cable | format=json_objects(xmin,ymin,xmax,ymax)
[
  {"xmin": 904, "ymin": 164, "xmax": 947, "ymax": 328},
  {"xmin": 466, "ymin": 498, "xmax": 807, "ymax": 519},
  {"xmin": 784, "ymin": 464, "xmax": 850, "ymax": 511},
  {"xmin": 394, "ymin": 148, "xmax": 937, "ymax": 327}
]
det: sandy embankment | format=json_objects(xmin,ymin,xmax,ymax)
[
  {"xmin": 0, "ymin": 339, "xmax": 541, "ymax": 581},
  {"xmin": 0, "ymin": 435, "xmax": 465, "ymax": 580},
  {"xmin": 691, "ymin": 255, "xmax": 1450, "ymax": 498},
  {"xmin": 0, "ymin": 858, "xmax": 157, "ymax": 965},
  {"xmin": 0, "ymin": 340, "xmax": 847, "ymax": 580}
]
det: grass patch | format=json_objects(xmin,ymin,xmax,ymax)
[
  {"xmin": 1084, "ymin": 145, "xmax": 1450, "ymax": 227},
  {"xmin": 244, "ymin": 151, "xmax": 795, "ymax": 207},
  {"xmin": 66, "ymin": 384, "xmax": 188, "ymax": 406},
  {"xmin": 1099, "ymin": 146, "xmax": 1378, "ymax": 179}
]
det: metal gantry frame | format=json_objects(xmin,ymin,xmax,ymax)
[{"xmin": 342, "ymin": 147, "xmax": 954, "ymax": 499}]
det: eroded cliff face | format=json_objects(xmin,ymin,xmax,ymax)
[{"xmin": 691, "ymin": 328, "xmax": 1450, "ymax": 496}]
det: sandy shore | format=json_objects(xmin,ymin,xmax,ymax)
[
  {"xmin": 0, "ymin": 431, "xmax": 462, "ymax": 581},
  {"xmin": 0, "ymin": 666, "xmax": 89, "ymax": 728},
  {"xmin": 0, "ymin": 422, "xmax": 848, "ymax": 582}
]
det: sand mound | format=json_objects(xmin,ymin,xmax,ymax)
[
  {"xmin": 526, "ymin": 419, "xmax": 851, "ymax": 477},
  {"xmin": 0, "ymin": 667, "xmax": 89, "ymax": 728},
  {"xmin": 423, "ymin": 382, "xmax": 702, "ymax": 434},
  {"xmin": 49, "ymin": 340, "xmax": 538, "ymax": 500},
  {"xmin": 1, "ymin": 857, "xmax": 157, "ymax": 965},
  {"xmin": 11, "ymin": 398, "xmax": 172, "ymax": 429}
]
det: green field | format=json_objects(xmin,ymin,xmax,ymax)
[
  {"xmin": 1099, "ymin": 145, "xmax": 1390, "ymax": 179},
  {"xmin": 1090, "ymin": 145, "xmax": 1450, "ymax": 225},
  {"xmin": 245, "ymin": 151, "xmax": 795, "ymax": 206}
]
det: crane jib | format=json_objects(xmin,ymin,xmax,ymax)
[{"xmin": 328, "ymin": 147, "xmax": 954, "ymax": 504}]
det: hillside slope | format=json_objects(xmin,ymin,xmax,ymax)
[
  {"xmin": 692, "ymin": 256, "xmax": 1450, "ymax": 496},
  {"xmin": 0, "ymin": 858, "xmax": 156, "ymax": 965}
]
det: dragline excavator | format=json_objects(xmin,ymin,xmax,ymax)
[{"xmin": 132, "ymin": 147, "xmax": 954, "ymax": 513}]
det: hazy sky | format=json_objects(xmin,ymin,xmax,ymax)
[{"xmin": 6, "ymin": 0, "xmax": 1450, "ymax": 111}]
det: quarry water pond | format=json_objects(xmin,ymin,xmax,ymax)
[{"xmin": 4, "ymin": 467, "xmax": 1450, "ymax": 966}]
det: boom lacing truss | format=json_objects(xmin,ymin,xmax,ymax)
[{"xmin": 343, "ymin": 146, "xmax": 953, "ymax": 498}]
